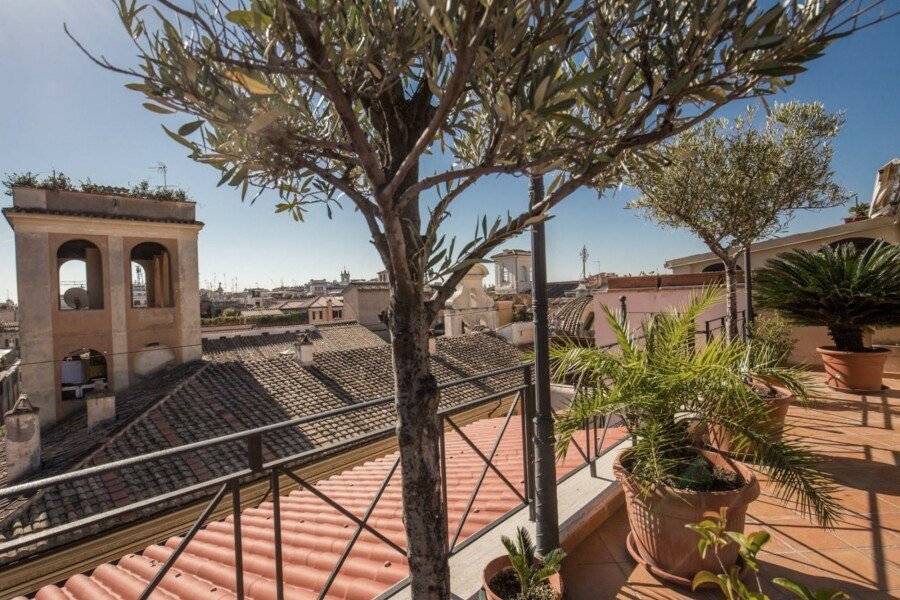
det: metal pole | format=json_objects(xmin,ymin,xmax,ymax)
[
  {"xmin": 743, "ymin": 246, "xmax": 754, "ymax": 338},
  {"xmin": 529, "ymin": 174, "xmax": 560, "ymax": 554}
]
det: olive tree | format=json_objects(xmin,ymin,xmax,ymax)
[
  {"xmin": 629, "ymin": 102, "xmax": 849, "ymax": 340},
  {"xmin": 70, "ymin": 1, "xmax": 889, "ymax": 596}
]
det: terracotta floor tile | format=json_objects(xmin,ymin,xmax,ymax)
[
  {"xmin": 617, "ymin": 565, "xmax": 716, "ymax": 600},
  {"xmin": 563, "ymin": 562, "xmax": 629, "ymax": 600},
  {"xmin": 564, "ymin": 375, "xmax": 900, "ymax": 600}
]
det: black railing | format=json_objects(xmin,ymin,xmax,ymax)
[
  {"xmin": 703, "ymin": 310, "xmax": 747, "ymax": 342},
  {"xmin": 0, "ymin": 363, "xmax": 627, "ymax": 600}
]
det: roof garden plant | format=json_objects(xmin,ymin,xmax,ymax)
[
  {"xmin": 483, "ymin": 527, "xmax": 565, "ymax": 600},
  {"xmin": 754, "ymin": 241, "xmax": 900, "ymax": 390},
  {"xmin": 70, "ymin": 0, "xmax": 892, "ymax": 594},
  {"xmin": 551, "ymin": 287, "xmax": 836, "ymax": 581},
  {"xmin": 2, "ymin": 170, "xmax": 190, "ymax": 202},
  {"xmin": 627, "ymin": 102, "xmax": 848, "ymax": 341}
]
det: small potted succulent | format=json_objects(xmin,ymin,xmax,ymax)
[
  {"xmin": 551, "ymin": 288, "xmax": 836, "ymax": 585},
  {"xmin": 482, "ymin": 527, "xmax": 565, "ymax": 600},
  {"xmin": 755, "ymin": 241, "xmax": 900, "ymax": 392}
]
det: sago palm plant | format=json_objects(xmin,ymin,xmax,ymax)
[
  {"xmin": 753, "ymin": 241, "xmax": 900, "ymax": 352},
  {"xmin": 551, "ymin": 287, "xmax": 839, "ymax": 525}
]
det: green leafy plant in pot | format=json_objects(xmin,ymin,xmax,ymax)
[
  {"xmin": 551, "ymin": 287, "xmax": 837, "ymax": 585},
  {"xmin": 482, "ymin": 527, "xmax": 565, "ymax": 600},
  {"xmin": 754, "ymin": 241, "xmax": 900, "ymax": 392}
]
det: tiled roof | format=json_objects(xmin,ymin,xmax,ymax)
[
  {"xmin": 549, "ymin": 295, "xmax": 593, "ymax": 338},
  {"xmin": 2, "ymin": 206, "xmax": 202, "ymax": 226},
  {"xmin": 201, "ymin": 322, "xmax": 386, "ymax": 362},
  {"xmin": 20, "ymin": 417, "xmax": 625, "ymax": 600},
  {"xmin": 0, "ymin": 333, "xmax": 524, "ymax": 565}
]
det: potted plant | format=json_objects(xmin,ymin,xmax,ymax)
[
  {"xmin": 689, "ymin": 509, "xmax": 849, "ymax": 599},
  {"xmin": 843, "ymin": 202, "xmax": 869, "ymax": 223},
  {"xmin": 754, "ymin": 241, "xmax": 900, "ymax": 392},
  {"xmin": 551, "ymin": 288, "xmax": 837, "ymax": 585},
  {"xmin": 482, "ymin": 527, "xmax": 565, "ymax": 600}
]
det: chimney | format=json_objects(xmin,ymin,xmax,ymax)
[
  {"xmin": 4, "ymin": 394, "xmax": 41, "ymax": 483},
  {"xmin": 294, "ymin": 332, "xmax": 315, "ymax": 366},
  {"xmin": 428, "ymin": 335, "xmax": 438, "ymax": 355},
  {"xmin": 86, "ymin": 379, "xmax": 116, "ymax": 429}
]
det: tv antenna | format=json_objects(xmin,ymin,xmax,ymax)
[{"xmin": 149, "ymin": 162, "xmax": 168, "ymax": 189}]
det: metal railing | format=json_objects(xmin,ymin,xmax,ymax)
[
  {"xmin": 0, "ymin": 363, "xmax": 626, "ymax": 600},
  {"xmin": 703, "ymin": 310, "xmax": 747, "ymax": 342}
]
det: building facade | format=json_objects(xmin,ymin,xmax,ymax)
[
  {"xmin": 491, "ymin": 248, "xmax": 532, "ymax": 294},
  {"xmin": 3, "ymin": 187, "xmax": 203, "ymax": 427}
]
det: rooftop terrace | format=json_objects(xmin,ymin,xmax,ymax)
[{"xmin": 565, "ymin": 373, "xmax": 900, "ymax": 599}]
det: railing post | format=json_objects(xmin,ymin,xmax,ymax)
[
  {"xmin": 246, "ymin": 433, "xmax": 263, "ymax": 472},
  {"xmin": 270, "ymin": 470, "xmax": 284, "ymax": 600},
  {"xmin": 524, "ymin": 366, "xmax": 536, "ymax": 522},
  {"xmin": 705, "ymin": 320, "xmax": 711, "ymax": 343},
  {"xmin": 231, "ymin": 481, "xmax": 244, "ymax": 600}
]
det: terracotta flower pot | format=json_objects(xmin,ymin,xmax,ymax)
[
  {"xmin": 482, "ymin": 555, "xmax": 563, "ymax": 600},
  {"xmin": 707, "ymin": 384, "xmax": 794, "ymax": 455},
  {"xmin": 817, "ymin": 346, "xmax": 888, "ymax": 392},
  {"xmin": 614, "ymin": 449, "xmax": 760, "ymax": 585}
]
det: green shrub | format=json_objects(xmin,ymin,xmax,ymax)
[
  {"xmin": 749, "ymin": 313, "xmax": 796, "ymax": 365},
  {"xmin": 3, "ymin": 171, "xmax": 191, "ymax": 202}
]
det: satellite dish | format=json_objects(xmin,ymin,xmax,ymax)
[{"xmin": 63, "ymin": 288, "xmax": 89, "ymax": 310}]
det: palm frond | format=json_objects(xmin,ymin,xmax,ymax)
[{"xmin": 550, "ymin": 287, "xmax": 838, "ymax": 525}]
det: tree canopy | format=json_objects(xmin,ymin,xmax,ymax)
[
  {"xmin": 629, "ymin": 101, "xmax": 848, "ymax": 262},
  {"xmin": 71, "ymin": 1, "xmax": 896, "ymax": 597}
]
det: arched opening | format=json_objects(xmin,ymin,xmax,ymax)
[
  {"xmin": 57, "ymin": 240, "xmax": 104, "ymax": 310},
  {"xmin": 60, "ymin": 348, "xmax": 108, "ymax": 401},
  {"xmin": 826, "ymin": 237, "xmax": 879, "ymax": 252},
  {"xmin": 130, "ymin": 242, "xmax": 173, "ymax": 308}
]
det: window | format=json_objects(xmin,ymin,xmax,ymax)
[
  {"xmin": 333, "ymin": 310, "xmax": 342, "ymax": 319},
  {"xmin": 57, "ymin": 240, "xmax": 104, "ymax": 310},
  {"xmin": 519, "ymin": 265, "xmax": 529, "ymax": 282},
  {"xmin": 130, "ymin": 242, "xmax": 173, "ymax": 308}
]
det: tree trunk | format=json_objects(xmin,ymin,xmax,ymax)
[
  {"xmin": 723, "ymin": 259, "xmax": 740, "ymax": 342},
  {"xmin": 827, "ymin": 324, "xmax": 865, "ymax": 352},
  {"xmin": 389, "ymin": 284, "xmax": 449, "ymax": 599}
]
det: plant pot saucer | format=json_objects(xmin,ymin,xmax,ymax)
[
  {"xmin": 824, "ymin": 383, "xmax": 889, "ymax": 394},
  {"xmin": 625, "ymin": 531, "xmax": 748, "ymax": 589}
]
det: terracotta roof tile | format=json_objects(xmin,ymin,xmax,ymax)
[
  {"xmin": 201, "ymin": 322, "xmax": 386, "ymax": 362},
  {"xmin": 1, "ymin": 333, "xmax": 524, "ymax": 566},
  {"xmin": 22, "ymin": 418, "xmax": 627, "ymax": 600}
]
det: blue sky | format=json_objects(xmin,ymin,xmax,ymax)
[{"xmin": 1, "ymin": 1, "xmax": 898, "ymax": 301}]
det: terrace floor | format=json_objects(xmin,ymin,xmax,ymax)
[{"xmin": 564, "ymin": 373, "xmax": 900, "ymax": 600}]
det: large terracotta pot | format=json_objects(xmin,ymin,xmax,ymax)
[
  {"xmin": 707, "ymin": 384, "xmax": 794, "ymax": 455},
  {"xmin": 817, "ymin": 346, "xmax": 888, "ymax": 392},
  {"xmin": 614, "ymin": 449, "xmax": 760, "ymax": 584},
  {"xmin": 482, "ymin": 555, "xmax": 563, "ymax": 600}
]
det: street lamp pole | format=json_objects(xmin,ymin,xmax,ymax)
[{"xmin": 529, "ymin": 174, "xmax": 560, "ymax": 554}]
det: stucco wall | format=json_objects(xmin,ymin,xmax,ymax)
[
  {"xmin": 592, "ymin": 286, "xmax": 745, "ymax": 347},
  {"xmin": 5, "ymin": 197, "xmax": 202, "ymax": 428}
]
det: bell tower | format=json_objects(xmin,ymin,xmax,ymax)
[{"xmin": 3, "ymin": 186, "xmax": 203, "ymax": 427}]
